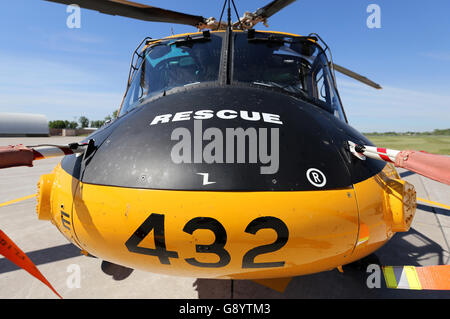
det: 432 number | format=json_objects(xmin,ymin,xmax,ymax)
[{"xmin": 125, "ymin": 213, "xmax": 289, "ymax": 269}]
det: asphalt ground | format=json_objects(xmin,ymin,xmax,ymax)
[{"xmin": 0, "ymin": 137, "xmax": 449, "ymax": 299}]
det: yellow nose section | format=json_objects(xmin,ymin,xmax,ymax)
[
  {"xmin": 67, "ymin": 175, "xmax": 360, "ymax": 279},
  {"xmin": 39, "ymin": 163, "xmax": 415, "ymax": 279}
]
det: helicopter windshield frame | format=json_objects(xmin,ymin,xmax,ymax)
[
  {"xmin": 119, "ymin": 32, "xmax": 225, "ymax": 116},
  {"xmin": 118, "ymin": 30, "xmax": 347, "ymax": 123},
  {"xmin": 232, "ymin": 32, "xmax": 347, "ymax": 121}
]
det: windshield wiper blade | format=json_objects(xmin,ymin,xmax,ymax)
[
  {"xmin": 172, "ymin": 30, "xmax": 211, "ymax": 46},
  {"xmin": 252, "ymin": 81, "xmax": 312, "ymax": 101},
  {"xmin": 248, "ymin": 36, "xmax": 287, "ymax": 44},
  {"xmin": 247, "ymin": 30, "xmax": 317, "ymax": 44},
  {"xmin": 252, "ymin": 81, "xmax": 275, "ymax": 87}
]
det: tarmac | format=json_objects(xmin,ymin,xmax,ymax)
[{"xmin": 0, "ymin": 136, "xmax": 449, "ymax": 299}]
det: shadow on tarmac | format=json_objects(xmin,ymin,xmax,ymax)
[
  {"xmin": 194, "ymin": 228, "xmax": 450, "ymax": 299},
  {"xmin": 0, "ymin": 243, "xmax": 80, "ymax": 274},
  {"xmin": 1, "ymin": 227, "xmax": 448, "ymax": 298}
]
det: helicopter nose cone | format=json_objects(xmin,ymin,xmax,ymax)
[
  {"xmin": 71, "ymin": 86, "xmax": 384, "ymax": 191},
  {"xmin": 57, "ymin": 85, "xmax": 388, "ymax": 279}
]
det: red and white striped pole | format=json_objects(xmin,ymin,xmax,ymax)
[
  {"xmin": 0, "ymin": 143, "xmax": 87, "ymax": 169},
  {"xmin": 348, "ymin": 141, "xmax": 400, "ymax": 163},
  {"xmin": 349, "ymin": 141, "xmax": 450, "ymax": 185},
  {"xmin": 30, "ymin": 144, "xmax": 86, "ymax": 161}
]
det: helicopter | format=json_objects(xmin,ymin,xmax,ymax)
[{"xmin": 1, "ymin": 0, "xmax": 449, "ymax": 297}]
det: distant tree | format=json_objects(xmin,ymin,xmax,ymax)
[
  {"xmin": 67, "ymin": 121, "xmax": 78, "ymax": 129},
  {"xmin": 90, "ymin": 120, "xmax": 105, "ymax": 128},
  {"xmin": 433, "ymin": 129, "xmax": 450, "ymax": 135},
  {"xmin": 112, "ymin": 110, "xmax": 118, "ymax": 118},
  {"xmin": 48, "ymin": 120, "xmax": 67, "ymax": 129},
  {"xmin": 78, "ymin": 116, "xmax": 90, "ymax": 128},
  {"xmin": 49, "ymin": 120, "xmax": 78, "ymax": 129}
]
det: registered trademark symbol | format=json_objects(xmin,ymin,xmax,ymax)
[{"xmin": 306, "ymin": 168, "xmax": 327, "ymax": 187}]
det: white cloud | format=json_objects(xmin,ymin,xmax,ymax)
[
  {"xmin": 419, "ymin": 52, "xmax": 450, "ymax": 62},
  {"xmin": 0, "ymin": 88, "xmax": 122, "ymax": 118},
  {"xmin": 0, "ymin": 53, "xmax": 123, "ymax": 120},
  {"xmin": 0, "ymin": 52, "xmax": 448, "ymax": 131},
  {"xmin": 336, "ymin": 77, "xmax": 450, "ymax": 132}
]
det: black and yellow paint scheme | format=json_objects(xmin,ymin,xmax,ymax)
[
  {"xmin": 35, "ymin": 30, "xmax": 416, "ymax": 280},
  {"xmin": 37, "ymin": 162, "xmax": 415, "ymax": 279}
]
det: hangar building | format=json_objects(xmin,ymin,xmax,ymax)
[{"xmin": 0, "ymin": 113, "xmax": 49, "ymax": 137}]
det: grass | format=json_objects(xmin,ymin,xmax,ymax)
[{"xmin": 364, "ymin": 135, "xmax": 450, "ymax": 155}]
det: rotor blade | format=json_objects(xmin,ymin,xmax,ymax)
[
  {"xmin": 333, "ymin": 63, "xmax": 382, "ymax": 90},
  {"xmin": 254, "ymin": 0, "xmax": 297, "ymax": 19},
  {"xmin": 44, "ymin": 0, "xmax": 206, "ymax": 27}
]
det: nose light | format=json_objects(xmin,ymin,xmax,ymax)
[
  {"xmin": 385, "ymin": 178, "xmax": 416, "ymax": 232},
  {"xmin": 36, "ymin": 173, "xmax": 55, "ymax": 220}
]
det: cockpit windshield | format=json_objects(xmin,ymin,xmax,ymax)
[
  {"xmin": 233, "ymin": 33, "xmax": 346, "ymax": 120},
  {"xmin": 120, "ymin": 33, "xmax": 223, "ymax": 116},
  {"xmin": 120, "ymin": 31, "xmax": 346, "ymax": 121}
]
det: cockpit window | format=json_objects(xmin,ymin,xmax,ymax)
[
  {"xmin": 233, "ymin": 33, "xmax": 346, "ymax": 121},
  {"xmin": 120, "ymin": 34, "xmax": 223, "ymax": 116}
]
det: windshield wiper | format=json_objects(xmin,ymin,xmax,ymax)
[
  {"xmin": 247, "ymin": 30, "xmax": 317, "ymax": 44},
  {"xmin": 252, "ymin": 81, "xmax": 335, "ymax": 114},
  {"xmin": 172, "ymin": 30, "xmax": 211, "ymax": 47},
  {"xmin": 251, "ymin": 81, "xmax": 312, "ymax": 101},
  {"xmin": 248, "ymin": 35, "xmax": 287, "ymax": 45}
]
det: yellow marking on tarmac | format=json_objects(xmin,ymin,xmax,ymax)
[
  {"xmin": 382, "ymin": 266, "xmax": 398, "ymax": 289},
  {"xmin": 383, "ymin": 265, "xmax": 450, "ymax": 290},
  {"xmin": 403, "ymin": 266, "xmax": 422, "ymax": 290},
  {"xmin": 0, "ymin": 194, "xmax": 36, "ymax": 208},
  {"xmin": 383, "ymin": 266, "xmax": 422, "ymax": 290},
  {"xmin": 417, "ymin": 197, "xmax": 450, "ymax": 210}
]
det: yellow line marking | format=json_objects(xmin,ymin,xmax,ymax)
[
  {"xmin": 0, "ymin": 194, "xmax": 37, "ymax": 208},
  {"xmin": 382, "ymin": 266, "xmax": 398, "ymax": 289},
  {"xmin": 404, "ymin": 266, "xmax": 422, "ymax": 290},
  {"xmin": 383, "ymin": 266, "xmax": 398, "ymax": 289},
  {"xmin": 417, "ymin": 197, "xmax": 450, "ymax": 210}
]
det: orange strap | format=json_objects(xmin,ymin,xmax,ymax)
[
  {"xmin": 383, "ymin": 265, "xmax": 450, "ymax": 290},
  {"xmin": 416, "ymin": 265, "xmax": 450, "ymax": 290},
  {"xmin": 0, "ymin": 229, "xmax": 62, "ymax": 298}
]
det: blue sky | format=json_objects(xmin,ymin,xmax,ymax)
[{"xmin": 0, "ymin": 0, "xmax": 449, "ymax": 132}]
